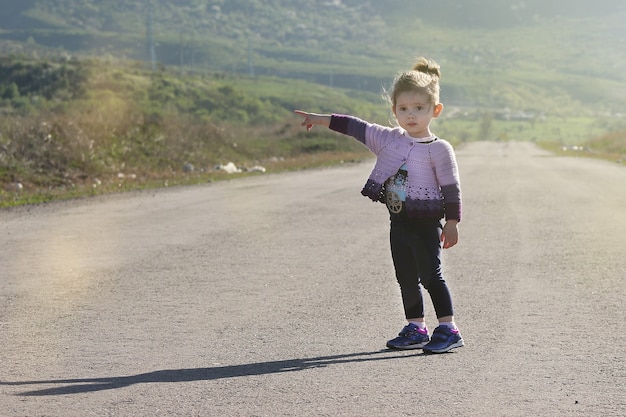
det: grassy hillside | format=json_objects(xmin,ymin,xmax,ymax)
[
  {"xmin": 1, "ymin": 54, "xmax": 622, "ymax": 208},
  {"xmin": 0, "ymin": 56, "xmax": 387, "ymax": 207}
]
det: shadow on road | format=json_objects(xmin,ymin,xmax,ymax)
[{"xmin": 2, "ymin": 349, "xmax": 422, "ymax": 396}]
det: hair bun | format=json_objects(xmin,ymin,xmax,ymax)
[{"xmin": 412, "ymin": 57, "xmax": 441, "ymax": 79}]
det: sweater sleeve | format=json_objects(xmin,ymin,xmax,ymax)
[
  {"xmin": 329, "ymin": 114, "xmax": 398, "ymax": 154},
  {"xmin": 329, "ymin": 114, "xmax": 367, "ymax": 143},
  {"xmin": 433, "ymin": 141, "xmax": 462, "ymax": 222}
]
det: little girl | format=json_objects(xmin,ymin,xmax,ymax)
[{"xmin": 295, "ymin": 57, "xmax": 464, "ymax": 353}]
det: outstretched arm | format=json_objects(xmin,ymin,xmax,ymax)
[
  {"xmin": 294, "ymin": 110, "xmax": 331, "ymax": 131},
  {"xmin": 295, "ymin": 111, "xmax": 382, "ymax": 152}
]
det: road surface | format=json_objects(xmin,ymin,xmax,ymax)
[{"xmin": 1, "ymin": 142, "xmax": 625, "ymax": 416}]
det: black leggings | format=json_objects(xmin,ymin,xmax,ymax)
[{"xmin": 389, "ymin": 218, "xmax": 454, "ymax": 320}]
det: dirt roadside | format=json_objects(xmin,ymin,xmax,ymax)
[{"xmin": 1, "ymin": 141, "xmax": 624, "ymax": 416}]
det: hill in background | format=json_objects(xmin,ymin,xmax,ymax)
[{"xmin": 1, "ymin": 0, "xmax": 625, "ymax": 116}]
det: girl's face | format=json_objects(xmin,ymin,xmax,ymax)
[{"xmin": 393, "ymin": 90, "xmax": 443, "ymax": 138}]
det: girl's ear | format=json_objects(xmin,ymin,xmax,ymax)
[{"xmin": 433, "ymin": 103, "xmax": 444, "ymax": 118}]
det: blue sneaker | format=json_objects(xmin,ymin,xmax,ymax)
[
  {"xmin": 386, "ymin": 323, "xmax": 430, "ymax": 350},
  {"xmin": 423, "ymin": 325, "xmax": 464, "ymax": 353}
]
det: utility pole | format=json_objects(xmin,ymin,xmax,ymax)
[
  {"xmin": 247, "ymin": 35, "xmax": 254, "ymax": 76},
  {"xmin": 190, "ymin": 31, "xmax": 195, "ymax": 70},
  {"xmin": 179, "ymin": 28, "xmax": 184, "ymax": 74},
  {"xmin": 146, "ymin": 0, "xmax": 157, "ymax": 71}
]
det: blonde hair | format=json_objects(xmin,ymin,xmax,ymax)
[{"xmin": 387, "ymin": 57, "xmax": 441, "ymax": 109}]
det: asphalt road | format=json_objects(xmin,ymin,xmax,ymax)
[{"xmin": 1, "ymin": 141, "xmax": 625, "ymax": 416}]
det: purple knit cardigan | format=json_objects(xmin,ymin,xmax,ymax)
[{"xmin": 329, "ymin": 114, "xmax": 462, "ymax": 221}]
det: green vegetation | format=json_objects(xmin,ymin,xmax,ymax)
[
  {"xmin": 0, "ymin": 57, "xmax": 381, "ymax": 207},
  {"xmin": 1, "ymin": 1, "xmax": 624, "ymax": 207}
]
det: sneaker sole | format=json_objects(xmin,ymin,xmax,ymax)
[
  {"xmin": 423, "ymin": 339, "xmax": 464, "ymax": 354},
  {"xmin": 386, "ymin": 342, "xmax": 428, "ymax": 350}
]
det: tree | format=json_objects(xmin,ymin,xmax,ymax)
[{"xmin": 1, "ymin": 83, "xmax": 20, "ymax": 100}]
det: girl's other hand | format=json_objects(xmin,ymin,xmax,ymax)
[{"xmin": 442, "ymin": 220, "xmax": 459, "ymax": 249}]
